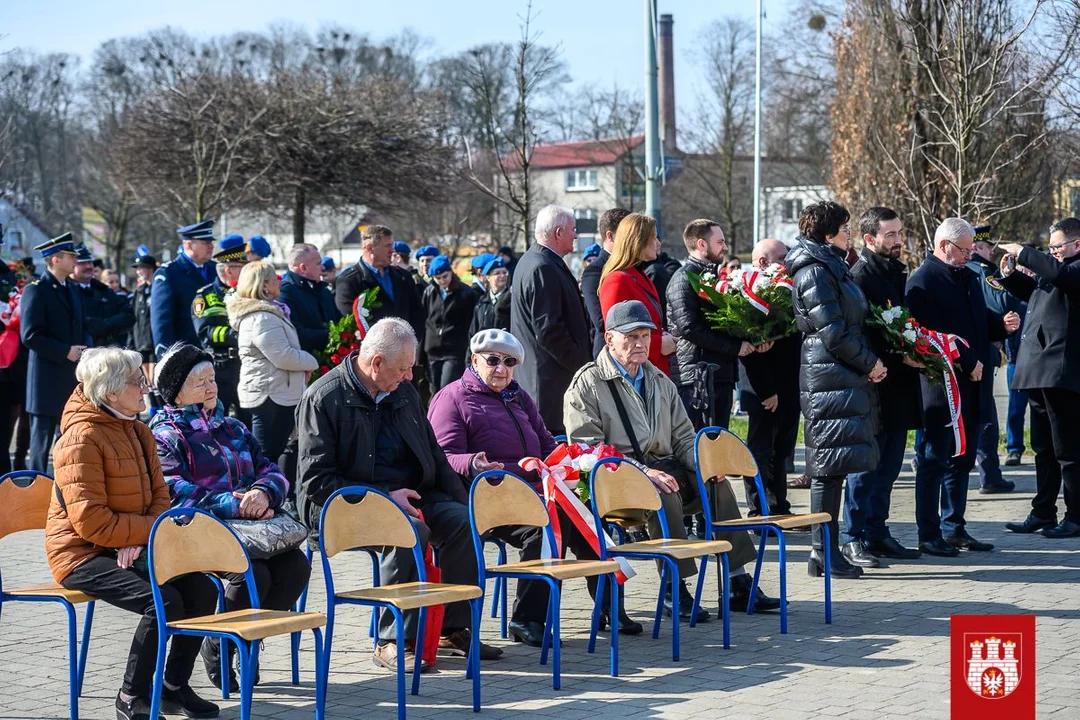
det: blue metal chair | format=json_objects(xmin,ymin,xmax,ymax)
[
  {"xmin": 146, "ymin": 508, "xmax": 327, "ymax": 720},
  {"xmin": 694, "ymin": 427, "xmax": 833, "ymax": 634},
  {"xmin": 0, "ymin": 471, "xmax": 96, "ymax": 720},
  {"xmin": 317, "ymin": 487, "xmax": 483, "ymax": 720},
  {"xmin": 588, "ymin": 458, "xmax": 732, "ymax": 658},
  {"xmin": 469, "ymin": 470, "xmax": 620, "ymax": 690},
  {"xmin": 486, "ymin": 538, "xmax": 508, "ymax": 637}
]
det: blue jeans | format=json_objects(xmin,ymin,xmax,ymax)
[
  {"xmin": 915, "ymin": 424, "xmax": 977, "ymax": 541},
  {"xmin": 1005, "ymin": 363, "xmax": 1028, "ymax": 454},
  {"xmin": 844, "ymin": 429, "xmax": 908, "ymax": 543},
  {"xmin": 975, "ymin": 370, "xmax": 1003, "ymax": 487}
]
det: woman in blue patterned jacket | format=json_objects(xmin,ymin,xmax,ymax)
[{"xmin": 150, "ymin": 343, "xmax": 310, "ymax": 692}]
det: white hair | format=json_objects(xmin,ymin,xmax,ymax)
[
  {"xmin": 77, "ymin": 347, "xmax": 144, "ymax": 407},
  {"xmin": 534, "ymin": 204, "xmax": 575, "ymax": 243},
  {"xmin": 935, "ymin": 217, "xmax": 975, "ymax": 246},
  {"xmin": 359, "ymin": 317, "xmax": 417, "ymax": 362},
  {"xmin": 287, "ymin": 243, "xmax": 319, "ymax": 270}
]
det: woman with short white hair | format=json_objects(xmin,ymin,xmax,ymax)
[
  {"xmin": 46, "ymin": 347, "xmax": 220, "ymax": 720},
  {"xmin": 228, "ymin": 260, "xmax": 318, "ymax": 463}
]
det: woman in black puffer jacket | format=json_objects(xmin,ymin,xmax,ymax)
[{"xmin": 786, "ymin": 201, "xmax": 887, "ymax": 579}]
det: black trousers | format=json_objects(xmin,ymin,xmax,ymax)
[
  {"xmin": 743, "ymin": 402, "xmax": 798, "ymax": 517},
  {"xmin": 510, "ymin": 507, "xmax": 601, "ymax": 624},
  {"xmin": 221, "ymin": 549, "xmax": 311, "ymax": 612},
  {"xmin": 249, "ymin": 399, "xmax": 296, "ymax": 462},
  {"xmin": 1028, "ymin": 388, "xmax": 1080, "ymax": 524},
  {"xmin": 0, "ymin": 401, "xmax": 17, "ymax": 476},
  {"xmin": 428, "ymin": 358, "xmax": 465, "ymax": 393},
  {"xmin": 28, "ymin": 413, "xmax": 59, "ymax": 473},
  {"xmin": 678, "ymin": 381, "xmax": 734, "ymax": 432},
  {"xmin": 62, "ymin": 555, "xmax": 217, "ymax": 698}
]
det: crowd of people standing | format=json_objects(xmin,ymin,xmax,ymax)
[{"xmin": 3, "ymin": 197, "xmax": 1077, "ymax": 720}]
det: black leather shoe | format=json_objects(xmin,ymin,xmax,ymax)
[
  {"xmin": 508, "ymin": 620, "xmax": 545, "ymax": 647},
  {"xmin": 918, "ymin": 538, "xmax": 960, "ymax": 557},
  {"xmin": 1004, "ymin": 452, "xmax": 1022, "ymax": 466},
  {"xmin": 664, "ymin": 583, "xmax": 711, "ymax": 623},
  {"xmin": 807, "ymin": 549, "xmax": 863, "ymax": 579},
  {"xmin": 1042, "ymin": 519, "xmax": 1080, "ymax": 538},
  {"xmin": 200, "ymin": 638, "xmax": 238, "ymax": 693},
  {"xmin": 728, "ymin": 573, "xmax": 781, "ymax": 612},
  {"xmin": 598, "ymin": 609, "xmax": 644, "ymax": 635},
  {"xmin": 979, "ymin": 480, "xmax": 1015, "ymax": 494},
  {"xmin": 1005, "ymin": 514, "xmax": 1056, "ymax": 534},
  {"xmin": 159, "ymin": 685, "xmax": 219, "ymax": 719},
  {"xmin": 841, "ymin": 541, "xmax": 881, "ymax": 568},
  {"xmin": 945, "ymin": 533, "xmax": 994, "ymax": 552},
  {"xmin": 866, "ymin": 537, "xmax": 921, "ymax": 559},
  {"xmin": 116, "ymin": 694, "xmax": 164, "ymax": 720}
]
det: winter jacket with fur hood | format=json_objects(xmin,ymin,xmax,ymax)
[{"xmin": 228, "ymin": 295, "xmax": 318, "ymax": 408}]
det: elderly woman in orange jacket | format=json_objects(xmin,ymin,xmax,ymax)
[
  {"xmin": 598, "ymin": 213, "xmax": 677, "ymax": 376},
  {"xmin": 46, "ymin": 347, "xmax": 220, "ymax": 720}
]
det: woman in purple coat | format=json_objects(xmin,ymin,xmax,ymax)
[{"xmin": 428, "ymin": 329, "xmax": 642, "ymax": 647}]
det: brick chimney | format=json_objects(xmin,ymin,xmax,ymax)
[{"xmin": 658, "ymin": 14, "xmax": 676, "ymax": 153}]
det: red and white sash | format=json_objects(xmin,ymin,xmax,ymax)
[{"xmin": 924, "ymin": 330, "xmax": 971, "ymax": 457}]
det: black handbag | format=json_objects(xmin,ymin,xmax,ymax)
[{"xmin": 604, "ymin": 379, "xmax": 691, "ymax": 490}]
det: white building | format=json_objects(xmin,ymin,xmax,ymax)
[
  {"xmin": 0, "ymin": 193, "xmax": 53, "ymax": 264},
  {"xmin": 760, "ymin": 184, "xmax": 830, "ymax": 246}
]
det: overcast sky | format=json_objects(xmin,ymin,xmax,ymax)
[{"xmin": 4, "ymin": 0, "xmax": 797, "ymax": 126}]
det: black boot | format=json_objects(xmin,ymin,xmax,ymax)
[
  {"xmin": 728, "ymin": 573, "xmax": 781, "ymax": 612},
  {"xmin": 598, "ymin": 585, "xmax": 643, "ymax": 634},
  {"xmin": 808, "ymin": 476, "xmax": 863, "ymax": 579},
  {"xmin": 201, "ymin": 638, "xmax": 238, "ymax": 693}
]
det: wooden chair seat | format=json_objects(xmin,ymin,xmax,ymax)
[
  {"xmin": 491, "ymin": 558, "xmax": 620, "ymax": 580},
  {"xmin": 6, "ymin": 583, "xmax": 94, "ymax": 604},
  {"xmin": 336, "ymin": 581, "xmax": 483, "ymax": 611},
  {"xmin": 169, "ymin": 609, "xmax": 327, "ymax": 641},
  {"xmin": 610, "ymin": 537, "xmax": 732, "ymax": 559},
  {"xmin": 711, "ymin": 512, "xmax": 832, "ymax": 530}
]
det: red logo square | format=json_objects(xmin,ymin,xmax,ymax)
[{"xmin": 951, "ymin": 615, "xmax": 1035, "ymax": 719}]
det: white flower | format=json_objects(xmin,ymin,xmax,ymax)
[
  {"xmin": 700, "ymin": 271, "xmax": 718, "ymax": 285},
  {"xmin": 881, "ymin": 307, "xmax": 902, "ymax": 324},
  {"xmin": 902, "ymin": 328, "xmax": 917, "ymax": 343},
  {"xmin": 577, "ymin": 454, "xmax": 598, "ymax": 473}
]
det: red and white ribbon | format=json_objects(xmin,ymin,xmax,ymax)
[
  {"xmin": 924, "ymin": 330, "xmax": 970, "ymax": 457},
  {"xmin": 740, "ymin": 270, "xmax": 772, "ymax": 314},
  {"xmin": 518, "ymin": 454, "xmax": 636, "ymax": 584},
  {"xmin": 351, "ymin": 296, "xmax": 371, "ymax": 340}
]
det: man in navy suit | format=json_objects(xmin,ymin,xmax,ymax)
[
  {"xmin": 151, "ymin": 220, "xmax": 217, "ymax": 359},
  {"xmin": 20, "ymin": 233, "xmax": 89, "ymax": 471}
]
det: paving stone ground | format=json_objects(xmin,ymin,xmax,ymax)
[{"xmin": 3, "ymin": 446, "xmax": 1077, "ymax": 720}]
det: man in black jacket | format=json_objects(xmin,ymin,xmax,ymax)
[
  {"xmin": 906, "ymin": 218, "xmax": 1019, "ymax": 556},
  {"xmin": 582, "ymin": 208, "xmax": 630, "ymax": 358},
  {"xmin": 1000, "ymin": 220, "xmax": 1080, "ymax": 537},
  {"xmin": 511, "ymin": 205, "xmax": 591, "ymax": 435},
  {"xmin": 296, "ymin": 317, "xmax": 501, "ymax": 666},
  {"xmin": 739, "ymin": 239, "xmax": 800, "ymax": 519},
  {"xmin": 847, "ymin": 207, "xmax": 923, "ymax": 563},
  {"xmin": 334, "ymin": 225, "xmax": 425, "ymax": 343},
  {"xmin": 643, "ymin": 250, "xmax": 683, "ymax": 318},
  {"xmin": 72, "ymin": 244, "xmax": 135, "ymax": 347},
  {"xmin": 667, "ymin": 218, "xmax": 757, "ymax": 430},
  {"xmin": 279, "ymin": 243, "xmax": 341, "ymax": 355}
]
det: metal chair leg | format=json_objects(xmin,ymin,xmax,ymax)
[
  {"xmin": 747, "ymin": 528, "xmax": 769, "ymax": 615},
  {"xmin": 777, "ymin": 531, "xmax": 789, "ymax": 634},
  {"xmin": 76, "ymin": 601, "xmax": 95, "ymax": 696},
  {"xmin": 690, "ymin": 556, "xmax": 707, "ymax": 628},
  {"xmin": 550, "ymin": 588, "xmax": 562, "ymax": 690},
  {"xmin": 147, "ymin": 627, "xmax": 169, "ymax": 720},
  {"xmin": 720, "ymin": 553, "xmax": 731, "ymax": 649},
  {"xmin": 412, "ymin": 607, "xmax": 425, "ymax": 694},
  {"xmin": 652, "ymin": 564, "xmax": 668, "ymax": 639},
  {"xmin": 587, "ymin": 573, "xmax": 605, "ymax": 654},
  {"xmin": 608, "ymin": 573, "xmax": 619, "ymax": 678},
  {"xmin": 823, "ymin": 522, "xmax": 833, "ymax": 624},
  {"xmin": 539, "ymin": 591, "xmax": 553, "ymax": 666},
  {"xmin": 63, "ymin": 600, "xmax": 79, "ymax": 720},
  {"xmin": 312, "ymin": 628, "xmax": 326, "ymax": 720},
  {"xmin": 236, "ymin": 639, "xmax": 253, "ymax": 720},
  {"xmin": 669, "ymin": 560, "xmax": 681, "ymax": 661},
  {"xmin": 470, "ymin": 598, "xmax": 482, "ymax": 712},
  {"xmin": 393, "ymin": 609, "xmax": 407, "ymax": 720}
]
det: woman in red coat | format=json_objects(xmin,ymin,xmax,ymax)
[{"xmin": 598, "ymin": 212, "xmax": 676, "ymax": 375}]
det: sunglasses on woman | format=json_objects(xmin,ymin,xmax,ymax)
[{"xmin": 482, "ymin": 354, "xmax": 518, "ymax": 368}]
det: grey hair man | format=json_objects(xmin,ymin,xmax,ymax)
[
  {"xmin": 279, "ymin": 243, "xmax": 342, "ymax": 354},
  {"xmin": 905, "ymin": 218, "xmax": 1020, "ymax": 557},
  {"xmin": 510, "ymin": 204, "xmax": 591, "ymax": 435},
  {"xmin": 296, "ymin": 317, "xmax": 502, "ymax": 668}
]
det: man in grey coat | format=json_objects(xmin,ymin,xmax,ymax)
[{"xmin": 510, "ymin": 205, "xmax": 591, "ymax": 435}]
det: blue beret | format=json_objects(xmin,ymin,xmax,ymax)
[
  {"xmin": 248, "ymin": 235, "xmax": 271, "ymax": 259},
  {"xmin": 471, "ymin": 253, "xmax": 495, "ymax": 271},
  {"xmin": 393, "ymin": 241, "xmax": 411, "ymax": 256},
  {"xmin": 482, "ymin": 257, "xmax": 506, "ymax": 276},
  {"xmin": 415, "ymin": 245, "xmax": 438, "ymax": 259},
  {"xmin": 136, "ymin": 244, "xmax": 150, "ymax": 258},
  {"xmin": 321, "ymin": 256, "xmax": 335, "ymax": 271},
  {"xmin": 583, "ymin": 243, "xmax": 602, "ymax": 260},
  {"xmin": 214, "ymin": 234, "xmax": 248, "ymax": 262},
  {"xmin": 429, "ymin": 255, "xmax": 452, "ymax": 277},
  {"xmin": 177, "ymin": 219, "xmax": 216, "ymax": 241}
]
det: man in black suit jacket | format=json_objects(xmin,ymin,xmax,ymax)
[
  {"xmin": 20, "ymin": 234, "xmax": 89, "ymax": 472},
  {"xmin": 511, "ymin": 205, "xmax": 591, "ymax": 435},
  {"xmin": 280, "ymin": 243, "xmax": 341, "ymax": 354},
  {"xmin": 906, "ymin": 218, "xmax": 1019, "ymax": 556},
  {"xmin": 581, "ymin": 208, "xmax": 629, "ymax": 358},
  {"xmin": 335, "ymin": 224, "xmax": 425, "ymax": 349},
  {"xmin": 1000, "ymin": 220, "xmax": 1080, "ymax": 538}
]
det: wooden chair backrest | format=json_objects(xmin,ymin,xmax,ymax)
[
  {"xmin": 472, "ymin": 473, "xmax": 550, "ymax": 536},
  {"xmin": 592, "ymin": 462, "xmax": 660, "ymax": 519},
  {"xmin": 697, "ymin": 429, "xmax": 759, "ymax": 481},
  {"xmin": 152, "ymin": 511, "xmax": 250, "ymax": 585},
  {"xmin": 0, "ymin": 473, "xmax": 54, "ymax": 541},
  {"xmin": 322, "ymin": 491, "xmax": 417, "ymax": 558}
]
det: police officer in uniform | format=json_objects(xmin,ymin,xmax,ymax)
[
  {"xmin": 71, "ymin": 244, "xmax": 135, "ymax": 348},
  {"xmin": 151, "ymin": 220, "xmax": 217, "ymax": 359},
  {"xmin": 966, "ymin": 225, "xmax": 1022, "ymax": 494},
  {"xmin": 192, "ymin": 233, "xmax": 248, "ymax": 425},
  {"xmin": 20, "ymin": 234, "xmax": 88, "ymax": 472}
]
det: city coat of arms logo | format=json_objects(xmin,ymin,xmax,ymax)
[{"xmin": 951, "ymin": 615, "xmax": 1035, "ymax": 719}]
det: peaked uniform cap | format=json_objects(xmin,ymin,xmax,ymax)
[
  {"xmin": 35, "ymin": 232, "xmax": 78, "ymax": 258},
  {"xmin": 177, "ymin": 220, "xmax": 216, "ymax": 241},
  {"xmin": 214, "ymin": 234, "xmax": 248, "ymax": 263}
]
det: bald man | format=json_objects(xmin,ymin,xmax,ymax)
[{"xmin": 737, "ymin": 239, "xmax": 801, "ymax": 519}]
